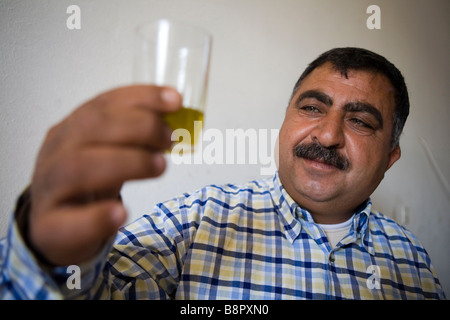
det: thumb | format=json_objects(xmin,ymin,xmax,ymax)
[{"xmin": 31, "ymin": 201, "xmax": 127, "ymax": 266}]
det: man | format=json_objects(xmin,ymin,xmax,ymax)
[{"xmin": 0, "ymin": 47, "xmax": 445, "ymax": 299}]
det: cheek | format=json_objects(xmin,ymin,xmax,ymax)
[
  {"xmin": 279, "ymin": 116, "xmax": 315, "ymax": 152},
  {"xmin": 346, "ymin": 136, "xmax": 389, "ymax": 179}
]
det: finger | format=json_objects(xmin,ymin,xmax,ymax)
[
  {"xmin": 75, "ymin": 105, "xmax": 174, "ymax": 150},
  {"xmin": 39, "ymin": 146, "xmax": 167, "ymax": 206},
  {"xmin": 31, "ymin": 200, "xmax": 127, "ymax": 266},
  {"xmin": 54, "ymin": 86, "xmax": 181, "ymax": 151},
  {"xmin": 92, "ymin": 85, "xmax": 182, "ymax": 113}
]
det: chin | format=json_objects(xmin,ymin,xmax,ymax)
[{"xmin": 291, "ymin": 177, "xmax": 339, "ymax": 201}]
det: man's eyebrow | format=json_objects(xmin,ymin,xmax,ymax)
[
  {"xmin": 296, "ymin": 90, "xmax": 333, "ymax": 107},
  {"xmin": 344, "ymin": 102, "xmax": 384, "ymax": 129},
  {"xmin": 295, "ymin": 90, "xmax": 384, "ymax": 129}
]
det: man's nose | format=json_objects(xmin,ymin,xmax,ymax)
[{"xmin": 310, "ymin": 112, "xmax": 345, "ymax": 149}]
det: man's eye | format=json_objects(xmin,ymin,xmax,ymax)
[
  {"xmin": 350, "ymin": 118, "xmax": 373, "ymax": 129},
  {"xmin": 300, "ymin": 105, "xmax": 320, "ymax": 113}
]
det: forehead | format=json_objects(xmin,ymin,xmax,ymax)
[{"xmin": 293, "ymin": 63, "xmax": 396, "ymax": 116}]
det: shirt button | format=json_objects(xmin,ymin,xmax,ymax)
[{"xmin": 329, "ymin": 253, "xmax": 335, "ymax": 264}]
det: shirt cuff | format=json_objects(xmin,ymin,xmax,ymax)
[
  {"xmin": 3, "ymin": 187, "xmax": 115, "ymax": 299},
  {"xmin": 3, "ymin": 219, "xmax": 64, "ymax": 299}
]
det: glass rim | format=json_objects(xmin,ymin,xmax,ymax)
[{"xmin": 135, "ymin": 18, "xmax": 212, "ymax": 43}]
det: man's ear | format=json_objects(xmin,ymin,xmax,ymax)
[{"xmin": 386, "ymin": 145, "xmax": 401, "ymax": 171}]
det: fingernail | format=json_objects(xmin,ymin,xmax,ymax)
[
  {"xmin": 153, "ymin": 153, "xmax": 166, "ymax": 173},
  {"xmin": 161, "ymin": 89, "xmax": 181, "ymax": 106},
  {"xmin": 111, "ymin": 205, "xmax": 126, "ymax": 227}
]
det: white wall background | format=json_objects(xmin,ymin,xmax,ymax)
[{"xmin": 1, "ymin": 0, "xmax": 448, "ymax": 297}]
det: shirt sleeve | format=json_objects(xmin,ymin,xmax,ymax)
[
  {"xmin": 0, "ymin": 188, "xmax": 197, "ymax": 300},
  {"xmin": 97, "ymin": 195, "xmax": 198, "ymax": 299},
  {"xmin": 0, "ymin": 218, "xmax": 63, "ymax": 299},
  {"xmin": 400, "ymin": 225, "xmax": 447, "ymax": 299},
  {"xmin": 0, "ymin": 187, "xmax": 116, "ymax": 299}
]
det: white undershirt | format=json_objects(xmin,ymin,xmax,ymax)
[{"xmin": 318, "ymin": 215, "xmax": 354, "ymax": 249}]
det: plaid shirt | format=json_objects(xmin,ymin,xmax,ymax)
[{"xmin": 0, "ymin": 172, "xmax": 445, "ymax": 299}]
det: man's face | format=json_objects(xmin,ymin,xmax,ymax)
[{"xmin": 278, "ymin": 62, "xmax": 401, "ymax": 223}]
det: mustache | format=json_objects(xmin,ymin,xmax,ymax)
[{"xmin": 294, "ymin": 142, "xmax": 350, "ymax": 171}]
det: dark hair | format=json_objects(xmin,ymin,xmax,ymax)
[{"xmin": 291, "ymin": 47, "xmax": 409, "ymax": 148}]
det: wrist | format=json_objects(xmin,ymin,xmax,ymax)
[{"xmin": 14, "ymin": 186, "xmax": 56, "ymax": 268}]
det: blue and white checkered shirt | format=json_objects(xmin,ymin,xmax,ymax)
[{"xmin": 0, "ymin": 172, "xmax": 445, "ymax": 299}]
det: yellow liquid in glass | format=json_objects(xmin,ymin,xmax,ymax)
[{"xmin": 163, "ymin": 107, "xmax": 204, "ymax": 146}]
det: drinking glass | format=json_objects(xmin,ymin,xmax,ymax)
[{"xmin": 133, "ymin": 19, "xmax": 212, "ymax": 151}]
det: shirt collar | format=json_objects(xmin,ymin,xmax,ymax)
[
  {"xmin": 270, "ymin": 171, "xmax": 374, "ymax": 255},
  {"xmin": 353, "ymin": 199, "xmax": 375, "ymax": 255},
  {"xmin": 270, "ymin": 172, "xmax": 302, "ymax": 244}
]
